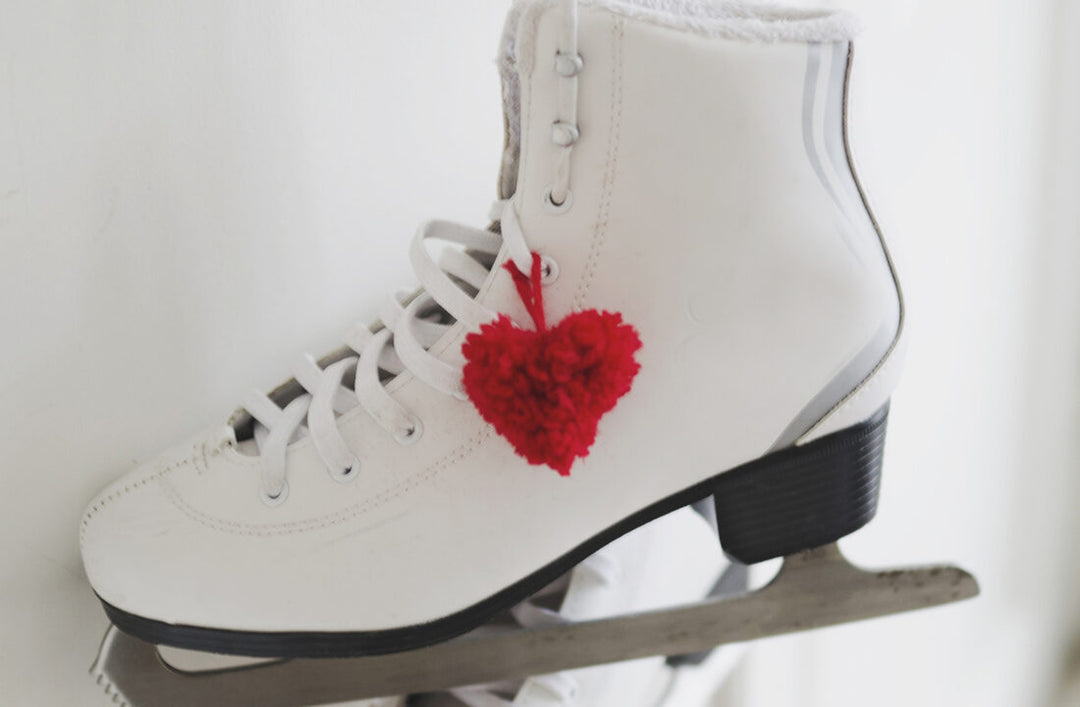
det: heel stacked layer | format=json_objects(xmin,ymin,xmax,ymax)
[{"xmin": 713, "ymin": 405, "xmax": 888, "ymax": 564}]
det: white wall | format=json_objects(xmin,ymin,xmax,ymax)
[
  {"xmin": 0, "ymin": 3, "xmax": 507, "ymax": 704},
  {"xmin": 0, "ymin": 2, "xmax": 1077, "ymax": 706}
]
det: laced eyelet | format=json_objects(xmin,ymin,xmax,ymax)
[
  {"xmin": 543, "ymin": 186, "xmax": 573, "ymax": 214},
  {"xmin": 331, "ymin": 455, "xmax": 362, "ymax": 484},
  {"xmin": 540, "ymin": 255, "xmax": 560, "ymax": 285},
  {"xmin": 394, "ymin": 415, "xmax": 424, "ymax": 446},
  {"xmin": 259, "ymin": 481, "xmax": 290, "ymax": 508}
]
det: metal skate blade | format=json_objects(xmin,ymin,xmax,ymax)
[{"xmin": 90, "ymin": 543, "xmax": 978, "ymax": 707}]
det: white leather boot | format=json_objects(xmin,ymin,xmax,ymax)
[{"xmin": 80, "ymin": 0, "xmax": 902, "ymax": 658}]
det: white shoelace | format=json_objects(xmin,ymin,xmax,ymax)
[
  {"xmin": 242, "ymin": 0, "xmax": 582, "ymax": 506},
  {"xmin": 243, "ymin": 201, "xmax": 536, "ymax": 504}
]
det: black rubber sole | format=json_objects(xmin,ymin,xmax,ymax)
[{"xmin": 100, "ymin": 404, "xmax": 888, "ymax": 658}]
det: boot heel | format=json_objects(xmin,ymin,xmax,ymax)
[{"xmin": 712, "ymin": 405, "xmax": 889, "ymax": 564}]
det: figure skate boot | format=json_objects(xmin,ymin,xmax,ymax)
[{"xmin": 81, "ymin": 0, "xmax": 974, "ymax": 669}]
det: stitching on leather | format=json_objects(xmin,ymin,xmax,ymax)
[
  {"xmin": 162, "ymin": 428, "xmax": 493, "ymax": 537},
  {"xmin": 802, "ymin": 353, "xmax": 897, "ymax": 440},
  {"xmin": 833, "ymin": 353, "xmax": 895, "ymax": 414},
  {"xmin": 803, "ymin": 43, "xmax": 905, "ymax": 441},
  {"xmin": 574, "ymin": 17, "xmax": 624, "ymax": 309},
  {"xmin": 79, "ymin": 443, "xmax": 200, "ymax": 545},
  {"xmin": 196, "ymin": 439, "xmax": 212, "ymax": 475}
]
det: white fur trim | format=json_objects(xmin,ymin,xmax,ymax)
[{"xmin": 588, "ymin": 0, "xmax": 862, "ymax": 43}]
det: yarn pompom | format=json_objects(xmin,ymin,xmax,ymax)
[{"xmin": 462, "ymin": 254, "xmax": 642, "ymax": 475}]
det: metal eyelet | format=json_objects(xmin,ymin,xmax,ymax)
[
  {"xmin": 551, "ymin": 121, "xmax": 579, "ymax": 148},
  {"xmin": 554, "ymin": 51, "xmax": 584, "ymax": 77},
  {"xmin": 540, "ymin": 255, "xmax": 559, "ymax": 285},
  {"xmin": 543, "ymin": 186, "xmax": 573, "ymax": 214},
  {"xmin": 259, "ymin": 481, "xmax": 290, "ymax": 508},
  {"xmin": 394, "ymin": 415, "xmax": 424, "ymax": 446}
]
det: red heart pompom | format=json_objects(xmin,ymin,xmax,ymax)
[{"xmin": 462, "ymin": 254, "xmax": 642, "ymax": 475}]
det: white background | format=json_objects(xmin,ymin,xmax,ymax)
[{"xmin": 1, "ymin": 1, "xmax": 1078, "ymax": 706}]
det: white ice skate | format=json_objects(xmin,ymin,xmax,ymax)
[
  {"xmin": 82, "ymin": 0, "xmax": 977, "ymax": 699},
  {"xmin": 92, "ymin": 507, "xmax": 746, "ymax": 706}
]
